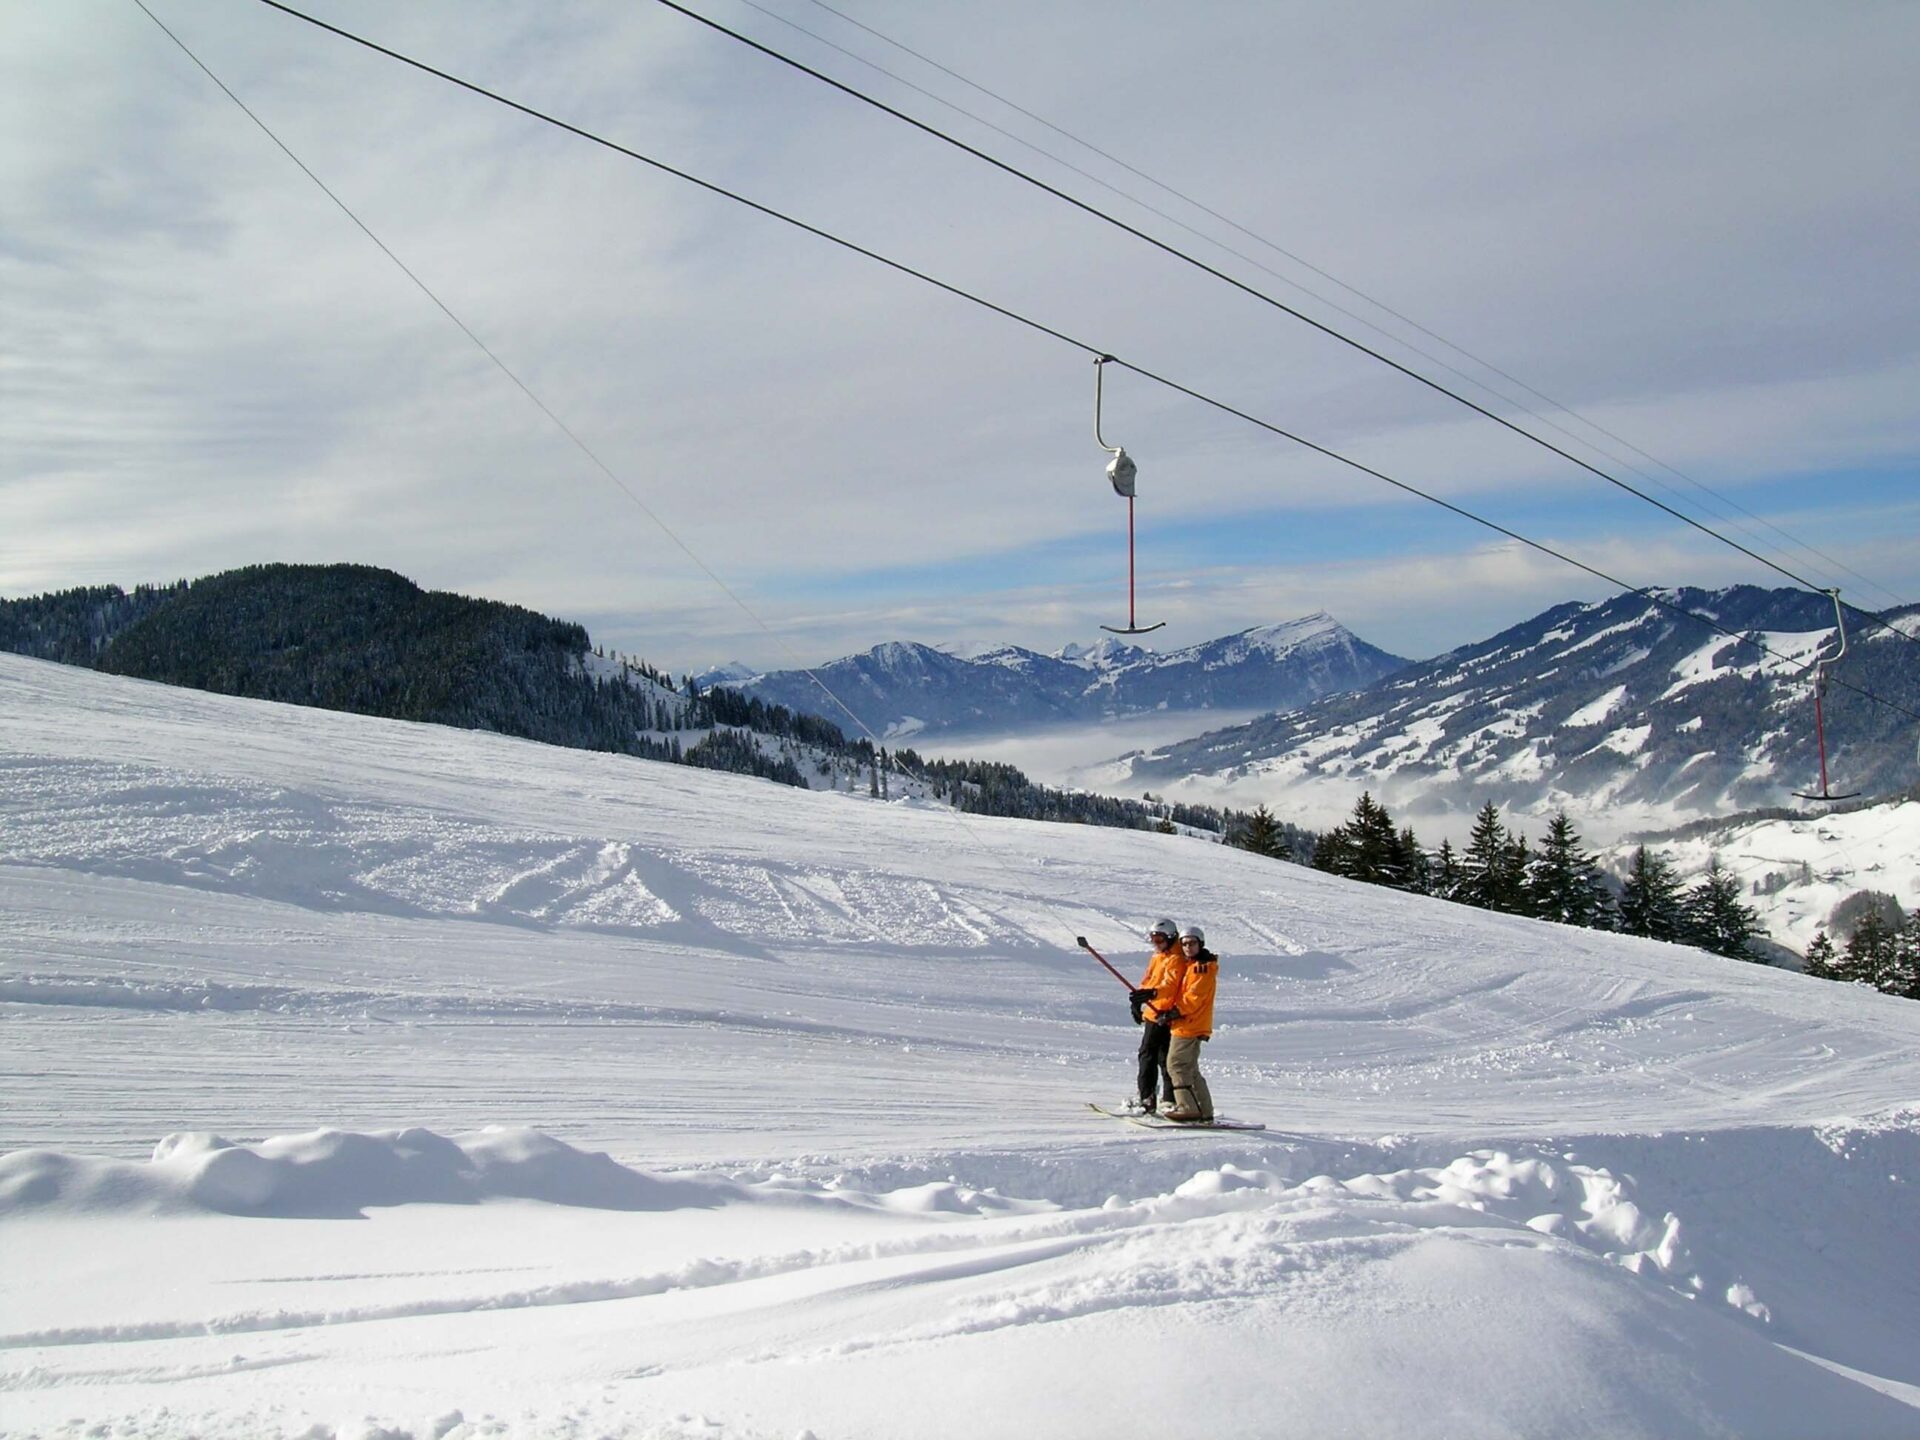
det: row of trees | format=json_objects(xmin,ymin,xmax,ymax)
[
  {"xmin": 891, "ymin": 752, "xmax": 1242, "ymax": 835},
  {"xmin": 1805, "ymin": 908, "xmax": 1920, "ymax": 999},
  {"xmin": 1303, "ymin": 792, "xmax": 1763, "ymax": 960}
]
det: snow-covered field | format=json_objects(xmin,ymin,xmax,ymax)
[{"xmin": 4, "ymin": 652, "xmax": 1919, "ymax": 1439}]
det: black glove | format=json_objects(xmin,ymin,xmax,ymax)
[
  {"xmin": 1128, "ymin": 988, "xmax": 1154, "ymax": 1004},
  {"xmin": 1159, "ymin": 1009, "xmax": 1180, "ymax": 1024},
  {"xmin": 1129, "ymin": 997, "xmax": 1145, "ymax": 1024}
]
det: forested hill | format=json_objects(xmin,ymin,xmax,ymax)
[
  {"xmin": 0, "ymin": 564, "xmax": 838, "ymax": 788},
  {"xmin": 0, "ymin": 566, "xmax": 1267, "ymax": 842}
]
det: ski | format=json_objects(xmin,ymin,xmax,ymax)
[{"xmin": 1087, "ymin": 1102, "xmax": 1266, "ymax": 1132}]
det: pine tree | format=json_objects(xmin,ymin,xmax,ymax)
[
  {"xmin": 1238, "ymin": 804, "xmax": 1288, "ymax": 859},
  {"xmin": 1618, "ymin": 846, "xmax": 1685, "ymax": 942},
  {"xmin": 1680, "ymin": 855, "xmax": 1763, "ymax": 960},
  {"xmin": 1841, "ymin": 910, "xmax": 1900, "ymax": 992},
  {"xmin": 1399, "ymin": 826, "xmax": 1431, "ymax": 894},
  {"xmin": 1431, "ymin": 839, "xmax": 1463, "ymax": 902},
  {"xmin": 1349, "ymin": 792, "xmax": 1404, "ymax": 886},
  {"xmin": 1499, "ymin": 832, "xmax": 1534, "ymax": 916},
  {"xmin": 1528, "ymin": 810, "xmax": 1609, "ymax": 928},
  {"xmin": 1311, "ymin": 793, "xmax": 1417, "ymax": 889},
  {"xmin": 1895, "ymin": 914, "xmax": 1920, "ymax": 1000},
  {"xmin": 1458, "ymin": 801, "xmax": 1507, "ymax": 912},
  {"xmin": 1803, "ymin": 929, "xmax": 1841, "ymax": 981}
]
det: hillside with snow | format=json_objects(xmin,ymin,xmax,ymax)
[
  {"xmin": 4, "ymin": 652, "xmax": 1920, "ymax": 1438},
  {"xmin": 1114, "ymin": 585, "xmax": 1920, "ymax": 840},
  {"xmin": 1607, "ymin": 799, "xmax": 1920, "ymax": 955}
]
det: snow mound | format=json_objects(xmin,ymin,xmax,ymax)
[
  {"xmin": 0, "ymin": 1126, "xmax": 725, "ymax": 1218},
  {"xmin": 1164, "ymin": 1148, "xmax": 1756, "ymax": 1320}
]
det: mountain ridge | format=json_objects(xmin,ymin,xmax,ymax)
[
  {"xmin": 721, "ymin": 613, "xmax": 1408, "ymax": 739},
  {"xmin": 1117, "ymin": 584, "xmax": 1920, "ymax": 827}
]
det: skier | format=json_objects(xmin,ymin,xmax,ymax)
[
  {"xmin": 1160, "ymin": 925, "xmax": 1218, "ymax": 1123},
  {"xmin": 1126, "ymin": 918, "xmax": 1182, "ymax": 1113}
]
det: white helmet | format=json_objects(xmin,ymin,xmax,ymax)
[
  {"xmin": 1179, "ymin": 924, "xmax": 1206, "ymax": 946},
  {"xmin": 1150, "ymin": 918, "xmax": 1179, "ymax": 940}
]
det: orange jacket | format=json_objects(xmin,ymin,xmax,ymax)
[
  {"xmin": 1137, "ymin": 946, "xmax": 1183, "ymax": 1024},
  {"xmin": 1164, "ymin": 950, "xmax": 1218, "ymax": 1038}
]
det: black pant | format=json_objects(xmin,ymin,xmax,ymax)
[{"xmin": 1136, "ymin": 1021, "xmax": 1173, "ymax": 1106}]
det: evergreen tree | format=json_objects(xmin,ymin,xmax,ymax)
[
  {"xmin": 1840, "ymin": 910, "xmax": 1900, "ymax": 992},
  {"xmin": 1528, "ymin": 811, "xmax": 1610, "ymax": 928},
  {"xmin": 1237, "ymin": 804, "xmax": 1289, "ymax": 859},
  {"xmin": 1399, "ymin": 826, "xmax": 1432, "ymax": 895},
  {"xmin": 1618, "ymin": 846, "xmax": 1685, "ymax": 942},
  {"xmin": 1431, "ymin": 839, "xmax": 1463, "ymax": 903},
  {"xmin": 1347, "ymin": 793, "xmax": 1402, "ymax": 885},
  {"xmin": 1311, "ymin": 793, "xmax": 1419, "ymax": 890},
  {"xmin": 1680, "ymin": 856, "xmax": 1763, "ymax": 960},
  {"xmin": 1689, "ymin": 864, "xmax": 1758, "ymax": 963},
  {"xmin": 1802, "ymin": 929, "xmax": 1841, "ymax": 981},
  {"xmin": 1896, "ymin": 914, "xmax": 1920, "ymax": 1000},
  {"xmin": 1458, "ymin": 801, "xmax": 1508, "ymax": 911},
  {"xmin": 1498, "ymin": 832, "xmax": 1534, "ymax": 916}
]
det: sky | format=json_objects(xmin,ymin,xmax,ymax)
[{"xmin": 4, "ymin": 0, "xmax": 1918, "ymax": 676}]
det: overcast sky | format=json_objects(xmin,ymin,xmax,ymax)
[{"xmin": 5, "ymin": 0, "xmax": 1917, "ymax": 673}]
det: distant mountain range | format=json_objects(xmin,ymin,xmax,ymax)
[
  {"xmin": 1113, "ymin": 586, "xmax": 1920, "ymax": 824},
  {"xmin": 710, "ymin": 613, "xmax": 1408, "ymax": 739}
]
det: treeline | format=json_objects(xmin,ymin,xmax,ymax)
[
  {"xmin": 0, "ymin": 581, "xmax": 184, "ymax": 665},
  {"xmin": 1804, "ymin": 899, "xmax": 1920, "ymax": 1001},
  {"xmin": 893, "ymin": 752, "xmax": 1214, "ymax": 835},
  {"xmin": 882, "ymin": 751, "xmax": 1320, "ymax": 852},
  {"xmin": 1305, "ymin": 792, "xmax": 1766, "ymax": 963}
]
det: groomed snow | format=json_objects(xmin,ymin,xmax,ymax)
[{"xmin": 4, "ymin": 653, "xmax": 1919, "ymax": 1439}]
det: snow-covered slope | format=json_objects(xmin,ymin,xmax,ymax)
[
  {"xmin": 3, "ymin": 652, "xmax": 1919, "ymax": 1438},
  {"xmin": 1118, "ymin": 585, "xmax": 1920, "ymax": 839},
  {"xmin": 735, "ymin": 612, "xmax": 1406, "ymax": 740}
]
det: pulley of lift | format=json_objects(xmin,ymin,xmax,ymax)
[
  {"xmin": 1094, "ymin": 355, "xmax": 1164, "ymax": 636},
  {"xmin": 1792, "ymin": 588, "xmax": 1861, "ymax": 804}
]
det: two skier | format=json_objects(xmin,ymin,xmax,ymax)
[{"xmin": 1128, "ymin": 919, "xmax": 1218, "ymax": 1122}]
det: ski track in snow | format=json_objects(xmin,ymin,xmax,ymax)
[{"xmin": 4, "ymin": 654, "xmax": 1920, "ymax": 1439}]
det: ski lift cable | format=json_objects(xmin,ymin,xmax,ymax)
[
  {"xmin": 130, "ymin": 0, "xmax": 1149, "ymax": 953},
  {"xmin": 207, "ymin": 0, "xmax": 1920, "ymax": 727},
  {"xmin": 769, "ymin": 0, "xmax": 1913, "ymax": 617},
  {"xmin": 656, "ymin": 0, "xmax": 1920, "ymax": 655}
]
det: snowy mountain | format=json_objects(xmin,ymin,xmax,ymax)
[
  {"xmin": 1117, "ymin": 586, "xmax": 1920, "ymax": 835},
  {"xmin": 4, "ymin": 651, "xmax": 1919, "ymax": 1436},
  {"xmin": 734, "ymin": 612, "xmax": 1407, "ymax": 740},
  {"xmin": 689, "ymin": 658, "xmax": 758, "ymax": 688}
]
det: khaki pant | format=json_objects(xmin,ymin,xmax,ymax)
[{"xmin": 1166, "ymin": 1035, "xmax": 1212, "ymax": 1119}]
